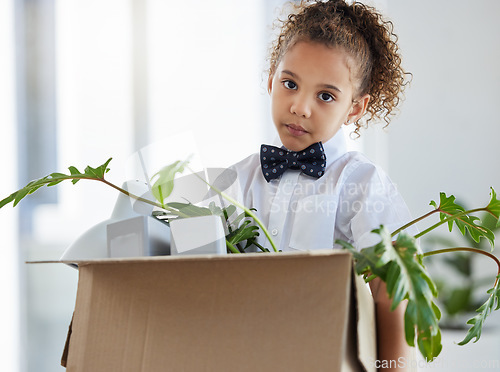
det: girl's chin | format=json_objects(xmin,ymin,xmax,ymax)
[{"xmin": 280, "ymin": 136, "xmax": 315, "ymax": 152}]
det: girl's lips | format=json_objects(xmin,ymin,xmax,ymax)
[{"xmin": 285, "ymin": 124, "xmax": 308, "ymax": 137}]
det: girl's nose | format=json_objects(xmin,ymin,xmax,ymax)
[{"xmin": 290, "ymin": 96, "xmax": 312, "ymax": 118}]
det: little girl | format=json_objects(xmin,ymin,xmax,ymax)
[{"xmin": 223, "ymin": 0, "xmax": 415, "ymax": 370}]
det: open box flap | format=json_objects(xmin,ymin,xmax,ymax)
[{"xmin": 353, "ymin": 269, "xmax": 377, "ymax": 372}]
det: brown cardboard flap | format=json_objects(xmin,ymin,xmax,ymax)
[
  {"xmin": 62, "ymin": 251, "xmax": 375, "ymax": 372},
  {"xmin": 353, "ymin": 270, "xmax": 377, "ymax": 372},
  {"xmin": 61, "ymin": 315, "xmax": 73, "ymax": 368}
]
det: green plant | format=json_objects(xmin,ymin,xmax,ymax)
[
  {"xmin": 338, "ymin": 191, "xmax": 500, "ymax": 360},
  {"xmin": 0, "ymin": 158, "xmax": 271, "ymax": 254},
  {"xmin": 423, "ymin": 211, "xmax": 499, "ymax": 326},
  {"xmin": 1, "ymin": 158, "xmax": 500, "ymax": 362}
]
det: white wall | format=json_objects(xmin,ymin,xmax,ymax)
[
  {"xmin": 380, "ymin": 1, "xmax": 500, "ymax": 370},
  {"xmin": 382, "ymin": 0, "xmax": 500, "ymax": 218},
  {"xmin": 147, "ymin": 0, "xmax": 267, "ymax": 169}
]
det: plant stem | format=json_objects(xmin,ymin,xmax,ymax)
[
  {"xmin": 391, "ymin": 209, "xmax": 439, "ymax": 237},
  {"xmin": 226, "ymin": 241, "xmax": 241, "ymax": 254},
  {"xmin": 414, "ymin": 208, "xmax": 487, "ymax": 239},
  {"xmin": 99, "ymin": 179, "xmax": 192, "ymax": 218},
  {"xmin": 100, "ymin": 179, "xmax": 162, "ymax": 207},
  {"xmin": 364, "ymin": 274, "xmax": 377, "ymax": 283},
  {"xmin": 253, "ymin": 241, "xmax": 270, "ymax": 253},
  {"xmin": 217, "ymin": 190, "xmax": 279, "ymax": 253},
  {"xmin": 423, "ymin": 247, "xmax": 500, "ymax": 286}
]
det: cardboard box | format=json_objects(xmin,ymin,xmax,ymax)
[{"xmin": 58, "ymin": 250, "xmax": 376, "ymax": 371}]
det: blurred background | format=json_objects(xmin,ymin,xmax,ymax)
[{"xmin": 0, "ymin": 0, "xmax": 499, "ymax": 371}]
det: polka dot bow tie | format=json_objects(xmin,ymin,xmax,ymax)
[{"xmin": 260, "ymin": 142, "xmax": 327, "ymax": 182}]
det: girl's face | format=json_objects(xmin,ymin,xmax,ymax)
[{"xmin": 268, "ymin": 41, "xmax": 369, "ymax": 152}]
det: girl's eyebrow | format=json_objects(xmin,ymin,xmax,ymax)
[{"xmin": 281, "ymin": 69, "xmax": 342, "ymax": 94}]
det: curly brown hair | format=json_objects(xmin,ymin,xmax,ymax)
[{"xmin": 269, "ymin": 0, "xmax": 410, "ymax": 135}]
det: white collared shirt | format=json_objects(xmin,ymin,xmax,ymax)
[{"xmin": 222, "ymin": 129, "xmax": 414, "ymax": 252}]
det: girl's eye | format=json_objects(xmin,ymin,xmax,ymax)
[
  {"xmin": 283, "ymin": 80, "xmax": 297, "ymax": 90},
  {"xmin": 318, "ymin": 92, "xmax": 334, "ymax": 102}
]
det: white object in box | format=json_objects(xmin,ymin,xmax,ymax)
[
  {"xmin": 170, "ymin": 215, "xmax": 226, "ymax": 255},
  {"xmin": 107, "ymin": 215, "xmax": 170, "ymax": 258}
]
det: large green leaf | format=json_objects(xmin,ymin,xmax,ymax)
[
  {"xmin": 0, "ymin": 158, "xmax": 113, "ymax": 209},
  {"xmin": 338, "ymin": 227, "xmax": 442, "ymax": 361},
  {"xmin": 405, "ymin": 300, "xmax": 442, "ymax": 360},
  {"xmin": 83, "ymin": 158, "xmax": 112, "ymax": 179},
  {"xmin": 383, "ymin": 231, "xmax": 442, "ymax": 359},
  {"xmin": 337, "ymin": 227, "xmax": 393, "ymax": 279},
  {"xmin": 150, "ymin": 158, "xmax": 191, "ymax": 206},
  {"xmin": 227, "ymin": 220, "xmax": 259, "ymax": 246},
  {"xmin": 162, "ymin": 201, "xmax": 213, "ymax": 219},
  {"xmin": 486, "ymin": 188, "xmax": 500, "ymax": 227},
  {"xmin": 430, "ymin": 192, "xmax": 495, "ymax": 246},
  {"xmin": 458, "ymin": 274, "xmax": 500, "ymax": 345},
  {"xmin": 222, "ymin": 204, "xmax": 237, "ymax": 221}
]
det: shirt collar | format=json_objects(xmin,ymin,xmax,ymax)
[
  {"xmin": 271, "ymin": 128, "xmax": 348, "ymax": 166},
  {"xmin": 322, "ymin": 128, "xmax": 347, "ymax": 165}
]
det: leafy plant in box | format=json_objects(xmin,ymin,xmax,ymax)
[{"xmin": 1, "ymin": 158, "xmax": 500, "ymax": 362}]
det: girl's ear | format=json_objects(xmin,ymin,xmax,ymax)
[
  {"xmin": 267, "ymin": 74, "xmax": 274, "ymax": 94},
  {"xmin": 347, "ymin": 94, "xmax": 370, "ymax": 124}
]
